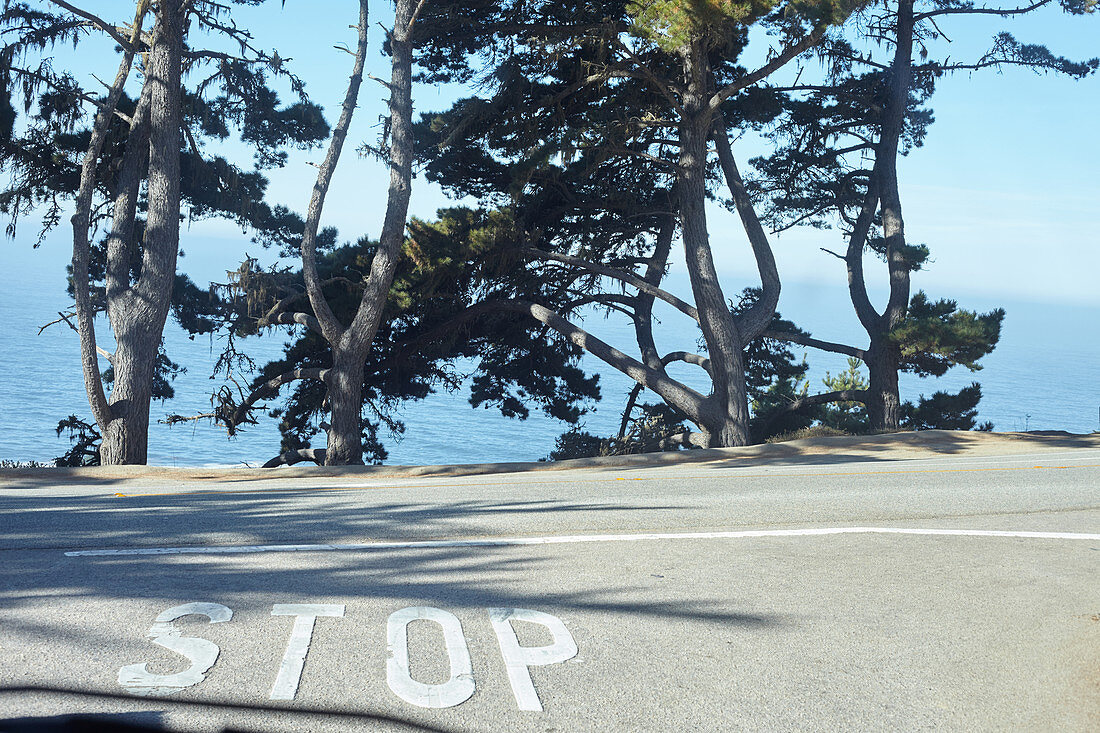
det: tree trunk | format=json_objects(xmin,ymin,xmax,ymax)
[
  {"xmin": 100, "ymin": 324, "xmax": 157, "ymax": 464},
  {"xmin": 97, "ymin": 0, "xmax": 183, "ymax": 465},
  {"xmin": 865, "ymin": 339, "xmax": 901, "ymax": 432},
  {"xmin": 294, "ymin": 0, "xmax": 415, "ymax": 466},
  {"xmin": 878, "ymin": 0, "xmax": 915, "ymax": 326},
  {"xmin": 324, "ymin": 348, "xmax": 366, "ymax": 465},
  {"xmin": 69, "ymin": 4, "xmax": 154, "ymax": 440},
  {"xmin": 677, "ymin": 39, "xmax": 750, "ymax": 448},
  {"xmin": 863, "ymin": 0, "xmax": 914, "ymax": 435}
]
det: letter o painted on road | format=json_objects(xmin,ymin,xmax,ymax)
[{"xmin": 385, "ymin": 606, "xmax": 475, "ymax": 708}]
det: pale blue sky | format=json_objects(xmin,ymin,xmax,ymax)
[{"xmin": 6, "ymin": 1, "xmax": 1099, "ymax": 312}]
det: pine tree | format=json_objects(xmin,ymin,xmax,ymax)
[
  {"xmin": 413, "ymin": 0, "xmax": 861, "ymax": 447},
  {"xmin": 1, "ymin": 0, "xmax": 329, "ymax": 464},
  {"xmin": 750, "ymin": 0, "xmax": 1096, "ymax": 431},
  {"xmin": 197, "ymin": 206, "xmax": 601, "ymax": 465}
]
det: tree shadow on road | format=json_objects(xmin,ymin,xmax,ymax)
[{"xmin": 0, "ymin": 489, "xmax": 777, "ymax": 629}]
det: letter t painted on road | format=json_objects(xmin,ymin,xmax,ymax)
[{"xmin": 269, "ymin": 603, "xmax": 345, "ymax": 700}]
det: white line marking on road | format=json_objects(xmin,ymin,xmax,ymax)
[
  {"xmin": 489, "ymin": 608, "xmax": 578, "ymax": 712},
  {"xmin": 64, "ymin": 527, "xmax": 1100, "ymax": 557},
  {"xmin": 386, "ymin": 606, "xmax": 476, "ymax": 708},
  {"xmin": 269, "ymin": 603, "xmax": 345, "ymax": 700}
]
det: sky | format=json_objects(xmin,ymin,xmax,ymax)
[{"xmin": 5, "ymin": 1, "xmax": 1100, "ymax": 314}]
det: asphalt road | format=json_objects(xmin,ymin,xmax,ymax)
[{"xmin": 1, "ymin": 434, "xmax": 1098, "ymax": 732}]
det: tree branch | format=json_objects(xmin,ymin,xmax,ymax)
[
  {"xmin": 522, "ymin": 248, "xmax": 699, "ymax": 322},
  {"xmin": 662, "ymin": 431, "xmax": 709, "ymax": 449},
  {"xmin": 258, "ymin": 277, "xmax": 357, "ymax": 326},
  {"xmin": 633, "ymin": 210, "xmax": 678, "ymax": 373},
  {"xmin": 406, "ymin": 0, "xmax": 428, "ymax": 34},
  {"xmin": 266, "ymin": 312, "xmax": 324, "ymax": 335},
  {"xmin": 564, "ymin": 293, "xmax": 637, "ymax": 319},
  {"xmin": 300, "ymin": 1, "xmax": 370, "ymax": 343},
  {"xmin": 711, "ymin": 113, "xmax": 780, "ymax": 345},
  {"xmin": 763, "ymin": 330, "xmax": 866, "ymax": 359},
  {"xmin": 227, "ymin": 367, "xmax": 330, "ymax": 431},
  {"xmin": 4, "ymin": 66, "xmax": 134, "ymax": 123},
  {"xmin": 610, "ymin": 37, "xmax": 680, "ymax": 106},
  {"xmin": 50, "ymin": 310, "xmax": 114, "ymax": 363},
  {"xmin": 105, "ymin": 78, "xmax": 152, "ymax": 307},
  {"xmin": 710, "ymin": 25, "xmax": 827, "ymax": 111},
  {"xmin": 661, "ymin": 350, "xmax": 712, "ymax": 376},
  {"xmin": 756, "ymin": 389, "xmax": 870, "ymax": 436},
  {"xmin": 262, "ymin": 448, "xmax": 327, "ymax": 468},
  {"xmin": 45, "ymin": 0, "xmax": 135, "ymax": 51},
  {"xmin": 845, "ymin": 169, "xmax": 882, "ymax": 332},
  {"xmin": 914, "ymin": 1, "xmax": 1050, "ymax": 21},
  {"xmin": 617, "ymin": 382, "xmax": 645, "ymax": 441},
  {"xmin": 776, "ymin": 389, "xmax": 869, "ymax": 414},
  {"xmin": 344, "ymin": 0, "xmax": 417, "ymax": 353},
  {"xmin": 501, "ymin": 300, "xmax": 712, "ymax": 426}
]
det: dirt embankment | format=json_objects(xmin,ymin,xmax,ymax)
[{"xmin": 2, "ymin": 430, "xmax": 1097, "ymax": 486}]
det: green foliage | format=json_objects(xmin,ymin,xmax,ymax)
[
  {"xmin": 628, "ymin": 0, "xmax": 779, "ymax": 50},
  {"xmin": 900, "ymin": 382, "xmax": 985, "ymax": 431},
  {"xmin": 765, "ymin": 424, "xmax": 849, "ymax": 443},
  {"xmin": 54, "ymin": 414, "xmax": 100, "ymax": 467},
  {"xmin": 866, "ymin": 238, "xmax": 931, "ymax": 272},
  {"xmin": 545, "ymin": 428, "xmax": 607, "ymax": 461},
  {"xmin": 617, "ymin": 402, "xmax": 693, "ymax": 452},
  {"xmin": 750, "ymin": 374, "xmax": 813, "ymax": 442},
  {"xmin": 750, "ymin": 67, "xmax": 936, "ymax": 234},
  {"xmin": 218, "ymin": 206, "xmax": 602, "ymax": 461},
  {"xmin": 818, "ymin": 357, "xmax": 870, "ymax": 433},
  {"xmin": 891, "ymin": 291, "xmax": 1004, "ymax": 377},
  {"xmin": 627, "ymin": 0, "xmax": 861, "ymax": 52},
  {"xmin": 0, "ymin": 459, "xmax": 51, "ymax": 468},
  {"xmin": 545, "ymin": 402, "xmax": 693, "ymax": 460},
  {"xmin": 978, "ymin": 32, "xmax": 1098, "ymax": 80},
  {"xmin": 413, "ymin": 0, "xmax": 811, "ymax": 241},
  {"xmin": 407, "ymin": 208, "xmax": 602, "ymax": 425}
]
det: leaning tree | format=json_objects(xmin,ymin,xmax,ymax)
[
  {"xmin": 195, "ymin": 205, "xmax": 603, "ymax": 466},
  {"xmin": 196, "ymin": 0, "xmax": 593, "ymax": 466},
  {"xmin": 413, "ymin": 0, "xmax": 862, "ymax": 448}
]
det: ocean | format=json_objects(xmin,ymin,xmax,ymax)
[{"xmin": 2, "ymin": 243, "xmax": 1098, "ymax": 467}]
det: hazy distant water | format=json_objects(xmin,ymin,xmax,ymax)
[{"xmin": 2, "ymin": 247, "xmax": 1097, "ymax": 466}]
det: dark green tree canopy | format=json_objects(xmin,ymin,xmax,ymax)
[
  {"xmin": 200, "ymin": 206, "xmax": 602, "ymax": 463},
  {"xmin": 1, "ymin": 0, "xmax": 333, "ymax": 464},
  {"xmin": 892, "ymin": 292, "xmax": 1004, "ymax": 377}
]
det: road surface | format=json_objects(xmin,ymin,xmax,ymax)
[{"xmin": 1, "ymin": 431, "xmax": 1098, "ymax": 731}]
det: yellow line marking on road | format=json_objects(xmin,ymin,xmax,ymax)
[{"xmin": 106, "ymin": 463, "xmax": 1089, "ymax": 499}]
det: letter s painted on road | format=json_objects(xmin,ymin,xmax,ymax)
[{"xmin": 118, "ymin": 602, "xmax": 233, "ymax": 696}]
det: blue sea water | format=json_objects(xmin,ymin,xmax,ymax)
[{"xmin": 2, "ymin": 243, "xmax": 1098, "ymax": 467}]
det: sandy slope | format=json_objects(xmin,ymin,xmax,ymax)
[{"xmin": 2, "ymin": 429, "xmax": 1098, "ymax": 485}]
